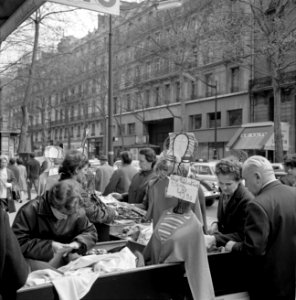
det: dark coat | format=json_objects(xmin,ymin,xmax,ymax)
[
  {"xmin": 26, "ymin": 158, "xmax": 40, "ymax": 180},
  {"xmin": 214, "ymin": 183, "xmax": 254, "ymax": 246},
  {"xmin": 126, "ymin": 169, "xmax": 155, "ymax": 204},
  {"xmin": 0, "ymin": 210, "xmax": 28, "ymax": 300},
  {"xmin": 12, "ymin": 194, "xmax": 98, "ymax": 262},
  {"xmin": 103, "ymin": 164, "xmax": 138, "ymax": 195},
  {"xmin": 233, "ymin": 181, "xmax": 296, "ymax": 300}
]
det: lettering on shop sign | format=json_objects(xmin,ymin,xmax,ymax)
[
  {"xmin": 167, "ymin": 175, "xmax": 199, "ymax": 203},
  {"xmin": 241, "ymin": 132, "xmax": 267, "ymax": 138}
]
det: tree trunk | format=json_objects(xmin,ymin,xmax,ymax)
[
  {"xmin": 18, "ymin": 18, "xmax": 40, "ymax": 153},
  {"xmin": 272, "ymin": 77, "xmax": 284, "ymax": 162}
]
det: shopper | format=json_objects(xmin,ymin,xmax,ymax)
[
  {"xmin": 225, "ymin": 156, "xmax": 296, "ymax": 300},
  {"xmin": 16, "ymin": 158, "xmax": 27, "ymax": 202},
  {"xmin": 95, "ymin": 155, "xmax": 113, "ymax": 193},
  {"xmin": 26, "ymin": 153, "xmax": 40, "ymax": 200}
]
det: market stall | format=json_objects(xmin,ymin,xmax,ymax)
[{"xmin": 16, "ymin": 240, "xmax": 249, "ymax": 300}]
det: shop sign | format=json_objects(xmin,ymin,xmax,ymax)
[{"xmin": 48, "ymin": 0, "xmax": 119, "ymax": 15}]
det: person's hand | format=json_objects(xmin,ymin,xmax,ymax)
[
  {"xmin": 204, "ymin": 235, "xmax": 216, "ymax": 250},
  {"xmin": 65, "ymin": 252, "xmax": 81, "ymax": 263},
  {"xmin": 208, "ymin": 222, "xmax": 218, "ymax": 235},
  {"xmin": 52, "ymin": 241, "xmax": 72, "ymax": 254},
  {"xmin": 111, "ymin": 192, "xmax": 123, "ymax": 200},
  {"xmin": 225, "ymin": 241, "xmax": 236, "ymax": 252}
]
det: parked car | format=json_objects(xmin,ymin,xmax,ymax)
[
  {"xmin": 89, "ymin": 159, "xmax": 101, "ymax": 174},
  {"xmin": 190, "ymin": 161, "xmax": 219, "ymax": 191},
  {"xmin": 271, "ymin": 163, "xmax": 287, "ymax": 180},
  {"xmin": 200, "ymin": 180, "xmax": 220, "ymax": 207}
]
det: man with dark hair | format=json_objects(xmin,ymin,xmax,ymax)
[
  {"xmin": 280, "ymin": 158, "xmax": 296, "ymax": 187},
  {"xmin": 26, "ymin": 153, "xmax": 40, "ymax": 200},
  {"xmin": 103, "ymin": 151, "xmax": 138, "ymax": 195}
]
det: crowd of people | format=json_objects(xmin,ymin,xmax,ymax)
[{"xmin": 1, "ymin": 148, "xmax": 296, "ymax": 300}]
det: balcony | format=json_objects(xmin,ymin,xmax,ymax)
[{"xmin": 250, "ymin": 70, "xmax": 296, "ymax": 91}]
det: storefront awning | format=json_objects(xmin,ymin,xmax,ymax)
[{"xmin": 227, "ymin": 124, "xmax": 274, "ymax": 151}]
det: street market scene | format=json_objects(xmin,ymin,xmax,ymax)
[{"xmin": 0, "ymin": 0, "xmax": 296, "ymax": 299}]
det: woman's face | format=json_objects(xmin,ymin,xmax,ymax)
[
  {"xmin": 217, "ymin": 173, "xmax": 239, "ymax": 196},
  {"xmin": 0, "ymin": 159, "xmax": 8, "ymax": 169},
  {"xmin": 139, "ymin": 154, "xmax": 153, "ymax": 171}
]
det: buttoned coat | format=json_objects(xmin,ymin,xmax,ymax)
[
  {"xmin": 214, "ymin": 183, "xmax": 254, "ymax": 246},
  {"xmin": 233, "ymin": 181, "xmax": 296, "ymax": 300}
]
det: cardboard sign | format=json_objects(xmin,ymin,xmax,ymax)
[{"xmin": 167, "ymin": 175, "xmax": 199, "ymax": 203}]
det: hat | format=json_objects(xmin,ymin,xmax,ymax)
[{"xmin": 99, "ymin": 155, "xmax": 108, "ymax": 161}]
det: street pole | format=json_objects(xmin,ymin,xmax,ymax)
[
  {"xmin": 213, "ymin": 81, "xmax": 218, "ymax": 160},
  {"xmin": 107, "ymin": 15, "xmax": 114, "ymax": 165}
]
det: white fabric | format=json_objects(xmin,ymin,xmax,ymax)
[
  {"xmin": 0, "ymin": 168, "xmax": 8, "ymax": 198},
  {"xmin": 24, "ymin": 247, "xmax": 137, "ymax": 300}
]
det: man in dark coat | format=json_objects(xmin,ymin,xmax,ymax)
[
  {"xmin": 103, "ymin": 151, "xmax": 138, "ymax": 195},
  {"xmin": 225, "ymin": 156, "xmax": 296, "ymax": 300},
  {"xmin": 205, "ymin": 159, "xmax": 254, "ymax": 247},
  {"xmin": 0, "ymin": 209, "xmax": 29, "ymax": 300},
  {"xmin": 26, "ymin": 153, "xmax": 40, "ymax": 200}
]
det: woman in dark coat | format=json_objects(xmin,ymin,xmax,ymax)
[
  {"xmin": 12, "ymin": 179, "xmax": 97, "ymax": 270},
  {"xmin": 205, "ymin": 158, "xmax": 254, "ymax": 248},
  {"xmin": 0, "ymin": 209, "xmax": 29, "ymax": 300}
]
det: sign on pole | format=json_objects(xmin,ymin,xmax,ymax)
[
  {"xmin": 48, "ymin": 0, "xmax": 120, "ymax": 15},
  {"xmin": 166, "ymin": 175, "xmax": 199, "ymax": 203}
]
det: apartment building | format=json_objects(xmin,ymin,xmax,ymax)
[{"xmin": 3, "ymin": 0, "xmax": 295, "ymax": 160}]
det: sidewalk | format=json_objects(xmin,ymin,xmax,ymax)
[{"xmin": 9, "ymin": 191, "xmax": 37, "ymax": 226}]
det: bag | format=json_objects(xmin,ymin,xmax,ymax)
[
  {"xmin": 7, "ymin": 191, "xmax": 16, "ymax": 213},
  {"xmin": 12, "ymin": 190, "xmax": 20, "ymax": 201}
]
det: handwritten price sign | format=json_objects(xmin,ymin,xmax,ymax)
[{"xmin": 167, "ymin": 175, "xmax": 200, "ymax": 203}]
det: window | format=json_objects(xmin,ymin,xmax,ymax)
[
  {"xmin": 164, "ymin": 83, "xmax": 171, "ymax": 103},
  {"xmin": 113, "ymin": 97, "xmax": 118, "ymax": 114},
  {"xmin": 155, "ymin": 87, "xmax": 160, "ymax": 106},
  {"xmin": 190, "ymin": 81, "xmax": 196, "ymax": 99},
  {"xmin": 71, "ymin": 126, "xmax": 74, "ymax": 138},
  {"xmin": 118, "ymin": 124, "xmax": 125, "ymax": 136},
  {"xmin": 208, "ymin": 112, "xmax": 221, "ymax": 128},
  {"xmin": 91, "ymin": 123, "xmax": 95, "ymax": 136},
  {"xmin": 228, "ymin": 109, "xmax": 242, "ymax": 126},
  {"xmin": 77, "ymin": 125, "xmax": 81, "ymax": 137},
  {"xmin": 190, "ymin": 114, "xmax": 202, "ymax": 130},
  {"xmin": 126, "ymin": 94, "xmax": 131, "ymax": 111},
  {"xmin": 205, "ymin": 73, "xmax": 215, "ymax": 97},
  {"xmin": 145, "ymin": 90, "xmax": 150, "ymax": 108},
  {"xmin": 175, "ymin": 81, "xmax": 180, "ymax": 102},
  {"xmin": 231, "ymin": 67, "xmax": 240, "ymax": 92},
  {"xmin": 127, "ymin": 123, "xmax": 135, "ymax": 135}
]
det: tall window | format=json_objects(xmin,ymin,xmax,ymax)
[
  {"xmin": 155, "ymin": 87, "xmax": 160, "ymax": 106},
  {"xmin": 208, "ymin": 112, "xmax": 221, "ymax": 128},
  {"xmin": 189, "ymin": 114, "xmax": 202, "ymax": 130},
  {"xmin": 126, "ymin": 94, "xmax": 131, "ymax": 111},
  {"xmin": 165, "ymin": 83, "xmax": 171, "ymax": 103},
  {"xmin": 228, "ymin": 109, "xmax": 242, "ymax": 126},
  {"xmin": 118, "ymin": 124, "xmax": 125, "ymax": 136},
  {"xmin": 231, "ymin": 67, "xmax": 240, "ymax": 92},
  {"xmin": 175, "ymin": 81, "xmax": 180, "ymax": 102},
  {"xmin": 205, "ymin": 73, "xmax": 214, "ymax": 97},
  {"xmin": 145, "ymin": 90, "xmax": 150, "ymax": 108},
  {"xmin": 91, "ymin": 123, "xmax": 95, "ymax": 136},
  {"xmin": 190, "ymin": 80, "xmax": 196, "ymax": 100},
  {"xmin": 127, "ymin": 123, "xmax": 135, "ymax": 135}
]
